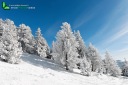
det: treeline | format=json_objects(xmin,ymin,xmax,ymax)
[{"xmin": 0, "ymin": 19, "xmax": 128, "ymax": 77}]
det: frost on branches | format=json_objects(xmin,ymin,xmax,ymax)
[
  {"xmin": 0, "ymin": 19, "xmax": 22, "ymax": 64},
  {"xmin": 52, "ymin": 22, "xmax": 79, "ymax": 71},
  {"xmin": 87, "ymin": 43, "xmax": 103, "ymax": 73},
  {"xmin": 74, "ymin": 30, "xmax": 87, "ymax": 58},
  {"xmin": 122, "ymin": 59, "xmax": 128, "ymax": 76},
  {"xmin": 17, "ymin": 24, "xmax": 35, "ymax": 54},
  {"xmin": 103, "ymin": 51, "xmax": 121, "ymax": 77},
  {"xmin": 74, "ymin": 30, "xmax": 91, "ymax": 76},
  {"xmin": 35, "ymin": 28, "xmax": 49, "ymax": 58}
]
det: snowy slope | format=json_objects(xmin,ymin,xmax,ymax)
[{"xmin": 0, "ymin": 53, "xmax": 128, "ymax": 85}]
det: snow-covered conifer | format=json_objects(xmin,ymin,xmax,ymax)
[
  {"xmin": 122, "ymin": 59, "xmax": 128, "ymax": 76},
  {"xmin": 52, "ymin": 22, "xmax": 79, "ymax": 71},
  {"xmin": 79, "ymin": 57, "xmax": 91, "ymax": 76},
  {"xmin": 35, "ymin": 28, "xmax": 49, "ymax": 58},
  {"xmin": 87, "ymin": 43, "xmax": 103, "ymax": 72},
  {"xmin": 0, "ymin": 19, "xmax": 22, "ymax": 64},
  {"xmin": 17, "ymin": 24, "xmax": 35, "ymax": 54},
  {"xmin": 74, "ymin": 30, "xmax": 87, "ymax": 58},
  {"xmin": 74, "ymin": 30, "xmax": 91, "ymax": 75},
  {"xmin": 104, "ymin": 51, "xmax": 121, "ymax": 76}
]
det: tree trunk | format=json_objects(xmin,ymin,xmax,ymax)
[
  {"xmin": 65, "ymin": 53, "xmax": 69, "ymax": 70},
  {"xmin": 92, "ymin": 64, "xmax": 94, "ymax": 71},
  {"xmin": 106, "ymin": 68, "xmax": 108, "ymax": 74}
]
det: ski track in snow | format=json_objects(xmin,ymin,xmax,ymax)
[{"xmin": 0, "ymin": 53, "xmax": 128, "ymax": 85}]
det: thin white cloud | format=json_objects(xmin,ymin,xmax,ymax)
[
  {"xmin": 117, "ymin": 48, "xmax": 128, "ymax": 52},
  {"xmin": 73, "ymin": 1, "xmax": 104, "ymax": 29},
  {"xmin": 45, "ymin": 21, "xmax": 60, "ymax": 36},
  {"xmin": 105, "ymin": 22, "xmax": 128, "ymax": 44},
  {"xmin": 123, "ymin": 42, "xmax": 128, "ymax": 44},
  {"xmin": 112, "ymin": 48, "xmax": 128, "ymax": 60},
  {"xmin": 87, "ymin": 0, "xmax": 124, "ymax": 43},
  {"xmin": 99, "ymin": 47, "xmax": 128, "ymax": 61},
  {"xmin": 90, "ymin": 0, "xmax": 128, "ymax": 60}
]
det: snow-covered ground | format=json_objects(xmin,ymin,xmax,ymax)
[{"xmin": 0, "ymin": 53, "xmax": 128, "ymax": 85}]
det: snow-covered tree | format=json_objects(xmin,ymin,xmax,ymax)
[
  {"xmin": 74, "ymin": 30, "xmax": 87, "ymax": 58},
  {"xmin": 52, "ymin": 22, "xmax": 79, "ymax": 71},
  {"xmin": 74, "ymin": 30, "xmax": 91, "ymax": 75},
  {"xmin": 35, "ymin": 28, "xmax": 49, "ymax": 58},
  {"xmin": 103, "ymin": 51, "xmax": 121, "ymax": 76},
  {"xmin": 79, "ymin": 57, "xmax": 91, "ymax": 76},
  {"xmin": 122, "ymin": 59, "xmax": 128, "ymax": 76},
  {"xmin": 17, "ymin": 24, "xmax": 35, "ymax": 54},
  {"xmin": 87, "ymin": 43, "xmax": 103, "ymax": 73},
  {"xmin": 0, "ymin": 19, "xmax": 22, "ymax": 64}
]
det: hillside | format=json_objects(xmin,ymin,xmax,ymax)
[{"xmin": 0, "ymin": 53, "xmax": 128, "ymax": 85}]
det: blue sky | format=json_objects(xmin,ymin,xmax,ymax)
[{"xmin": 0, "ymin": 0, "xmax": 128, "ymax": 60}]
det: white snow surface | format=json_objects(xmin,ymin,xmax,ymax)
[{"xmin": 0, "ymin": 53, "xmax": 128, "ymax": 85}]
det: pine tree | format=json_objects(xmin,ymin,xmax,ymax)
[
  {"xmin": 79, "ymin": 57, "xmax": 91, "ymax": 76},
  {"xmin": 35, "ymin": 28, "xmax": 49, "ymax": 58},
  {"xmin": 74, "ymin": 30, "xmax": 87, "ymax": 58},
  {"xmin": 122, "ymin": 59, "xmax": 128, "ymax": 76},
  {"xmin": 52, "ymin": 22, "xmax": 79, "ymax": 71},
  {"xmin": 104, "ymin": 51, "xmax": 121, "ymax": 76},
  {"xmin": 0, "ymin": 19, "xmax": 22, "ymax": 64},
  {"xmin": 17, "ymin": 24, "xmax": 35, "ymax": 54},
  {"xmin": 87, "ymin": 43, "xmax": 103, "ymax": 73},
  {"xmin": 74, "ymin": 30, "xmax": 91, "ymax": 75}
]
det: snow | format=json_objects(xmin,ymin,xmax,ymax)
[
  {"xmin": 0, "ymin": 53, "xmax": 128, "ymax": 85},
  {"xmin": 73, "ymin": 69, "xmax": 81, "ymax": 73}
]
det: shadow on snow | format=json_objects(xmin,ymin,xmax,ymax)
[{"xmin": 21, "ymin": 53, "xmax": 66, "ymax": 72}]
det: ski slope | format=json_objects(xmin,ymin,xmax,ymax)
[{"xmin": 0, "ymin": 53, "xmax": 128, "ymax": 85}]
